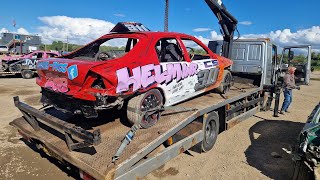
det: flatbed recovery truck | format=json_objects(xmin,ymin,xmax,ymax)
[
  {"xmin": 8, "ymin": 1, "xmax": 271, "ymax": 179},
  {"xmin": 10, "ymin": 78, "xmax": 263, "ymax": 180}
]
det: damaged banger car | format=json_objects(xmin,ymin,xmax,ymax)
[
  {"xmin": 36, "ymin": 22, "xmax": 233, "ymax": 128},
  {"xmin": 292, "ymin": 102, "xmax": 320, "ymax": 179}
]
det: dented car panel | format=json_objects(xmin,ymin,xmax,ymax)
[{"xmin": 36, "ymin": 28, "xmax": 232, "ymax": 117}]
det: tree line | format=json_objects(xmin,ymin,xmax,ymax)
[
  {"xmin": 310, "ymin": 52, "xmax": 320, "ymax": 67},
  {"xmin": 39, "ymin": 41, "xmax": 81, "ymax": 52}
]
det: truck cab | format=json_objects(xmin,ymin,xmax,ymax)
[
  {"xmin": 209, "ymin": 39, "xmax": 312, "ymax": 87},
  {"xmin": 230, "ymin": 39, "xmax": 278, "ymax": 88},
  {"xmin": 209, "ymin": 38, "xmax": 278, "ymax": 88}
]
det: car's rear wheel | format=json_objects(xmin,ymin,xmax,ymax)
[
  {"xmin": 21, "ymin": 70, "xmax": 34, "ymax": 79},
  {"xmin": 127, "ymin": 89, "xmax": 163, "ymax": 129},
  {"xmin": 216, "ymin": 70, "xmax": 232, "ymax": 94}
]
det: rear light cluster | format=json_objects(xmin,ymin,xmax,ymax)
[
  {"xmin": 91, "ymin": 75, "xmax": 106, "ymax": 89},
  {"xmin": 79, "ymin": 170, "xmax": 95, "ymax": 180},
  {"xmin": 18, "ymin": 130, "xmax": 31, "ymax": 142}
]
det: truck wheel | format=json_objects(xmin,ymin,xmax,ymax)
[
  {"xmin": 216, "ymin": 70, "xmax": 232, "ymax": 94},
  {"xmin": 21, "ymin": 70, "xmax": 34, "ymax": 79},
  {"xmin": 127, "ymin": 89, "xmax": 163, "ymax": 129},
  {"xmin": 202, "ymin": 111, "xmax": 219, "ymax": 152}
]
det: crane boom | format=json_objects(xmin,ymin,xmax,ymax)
[{"xmin": 204, "ymin": 0, "xmax": 238, "ymax": 58}]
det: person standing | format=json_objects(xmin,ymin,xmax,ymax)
[{"xmin": 280, "ymin": 66, "xmax": 300, "ymax": 114}]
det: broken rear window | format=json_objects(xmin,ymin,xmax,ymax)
[{"xmin": 64, "ymin": 37, "xmax": 139, "ymax": 61}]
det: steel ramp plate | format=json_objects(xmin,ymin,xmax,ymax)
[{"xmin": 10, "ymin": 82, "xmax": 258, "ymax": 180}]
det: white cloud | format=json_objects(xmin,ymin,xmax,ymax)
[
  {"xmin": 194, "ymin": 35, "xmax": 210, "ymax": 46},
  {"xmin": 194, "ymin": 30, "xmax": 223, "ymax": 45},
  {"xmin": 193, "ymin": 28, "xmax": 211, "ymax": 32},
  {"xmin": 37, "ymin": 16, "xmax": 115, "ymax": 44},
  {"xmin": 210, "ymin": 31, "xmax": 223, "ymax": 40},
  {"xmin": 195, "ymin": 26, "xmax": 320, "ymax": 52},
  {"xmin": 194, "ymin": 30, "xmax": 223, "ymax": 49},
  {"xmin": 239, "ymin": 21, "xmax": 252, "ymax": 26},
  {"xmin": 113, "ymin": 13, "xmax": 125, "ymax": 17},
  {"xmin": 0, "ymin": 28, "xmax": 9, "ymax": 33},
  {"xmin": 2, "ymin": 15, "xmax": 319, "ymax": 52},
  {"xmin": 17, "ymin": 28, "xmax": 29, "ymax": 35},
  {"xmin": 242, "ymin": 26, "xmax": 320, "ymax": 50}
]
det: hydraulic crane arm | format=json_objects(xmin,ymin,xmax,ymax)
[{"xmin": 204, "ymin": 0, "xmax": 238, "ymax": 58}]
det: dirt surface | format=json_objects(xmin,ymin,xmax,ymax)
[
  {"xmin": 0, "ymin": 72, "xmax": 319, "ymax": 180},
  {"xmin": 0, "ymin": 76, "xmax": 74, "ymax": 180}
]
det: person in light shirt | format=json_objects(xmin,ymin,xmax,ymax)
[{"xmin": 280, "ymin": 66, "xmax": 300, "ymax": 114}]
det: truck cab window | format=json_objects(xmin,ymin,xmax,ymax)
[
  {"xmin": 181, "ymin": 39, "xmax": 210, "ymax": 60},
  {"xmin": 155, "ymin": 38, "xmax": 184, "ymax": 63},
  {"xmin": 272, "ymin": 45, "xmax": 277, "ymax": 63}
]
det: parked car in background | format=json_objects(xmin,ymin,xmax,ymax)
[
  {"xmin": 292, "ymin": 102, "xmax": 320, "ymax": 179},
  {"xmin": 1, "ymin": 50, "xmax": 60, "ymax": 61},
  {"xmin": 1, "ymin": 50, "xmax": 60, "ymax": 79}
]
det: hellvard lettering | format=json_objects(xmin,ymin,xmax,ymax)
[{"xmin": 116, "ymin": 63, "xmax": 198, "ymax": 93}]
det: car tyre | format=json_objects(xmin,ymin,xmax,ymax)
[
  {"xmin": 202, "ymin": 111, "xmax": 219, "ymax": 152},
  {"xmin": 216, "ymin": 70, "xmax": 232, "ymax": 94},
  {"xmin": 21, "ymin": 70, "xmax": 34, "ymax": 79},
  {"xmin": 127, "ymin": 89, "xmax": 163, "ymax": 129}
]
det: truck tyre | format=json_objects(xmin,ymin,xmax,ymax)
[
  {"xmin": 216, "ymin": 70, "xmax": 232, "ymax": 94},
  {"xmin": 127, "ymin": 89, "xmax": 163, "ymax": 129},
  {"xmin": 21, "ymin": 70, "xmax": 34, "ymax": 79},
  {"xmin": 202, "ymin": 111, "xmax": 219, "ymax": 152}
]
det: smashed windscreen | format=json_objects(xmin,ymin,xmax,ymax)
[{"xmin": 64, "ymin": 37, "xmax": 139, "ymax": 61}]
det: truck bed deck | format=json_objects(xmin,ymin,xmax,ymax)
[{"xmin": 10, "ymin": 82, "xmax": 260, "ymax": 180}]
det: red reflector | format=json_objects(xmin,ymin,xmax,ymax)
[
  {"xmin": 18, "ymin": 130, "xmax": 31, "ymax": 142},
  {"xmin": 79, "ymin": 170, "xmax": 94, "ymax": 180}
]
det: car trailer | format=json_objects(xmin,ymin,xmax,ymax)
[{"xmin": 10, "ymin": 80, "xmax": 263, "ymax": 180}]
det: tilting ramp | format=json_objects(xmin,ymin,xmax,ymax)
[{"xmin": 10, "ymin": 83, "xmax": 260, "ymax": 179}]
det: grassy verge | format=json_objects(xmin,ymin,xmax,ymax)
[
  {"xmin": 311, "ymin": 67, "xmax": 320, "ymax": 81},
  {"xmin": 313, "ymin": 66, "xmax": 320, "ymax": 71}
]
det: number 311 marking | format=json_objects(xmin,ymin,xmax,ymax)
[{"xmin": 195, "ymin": 68, "xmax": 219, "ymax": 91}]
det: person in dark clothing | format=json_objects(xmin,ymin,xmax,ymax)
[{"xmin": 280, "ymin": 66, "xmax": 300, "ymax": 114}]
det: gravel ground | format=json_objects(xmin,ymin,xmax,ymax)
[{"xmin": 0, "ymin": 72, "xmax": 319, "ymax": 180}]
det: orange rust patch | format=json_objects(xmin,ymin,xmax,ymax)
[{"xmin": 179, "ymin": 147, "xmax": 185, "ymax": 154}]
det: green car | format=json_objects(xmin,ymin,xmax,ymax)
[{"xmin": 293, "ymin": 102, "xmax": 320, "ymax": 179}]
